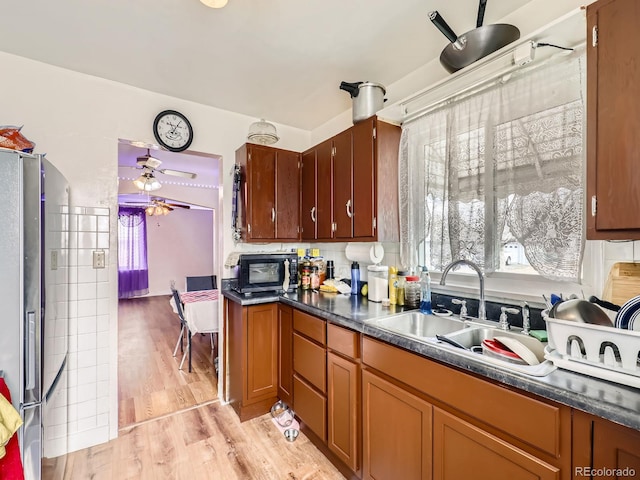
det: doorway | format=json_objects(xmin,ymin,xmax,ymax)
[{"xmin": 116, "ymin": 140, "xmax": 223, "ymax": 428}]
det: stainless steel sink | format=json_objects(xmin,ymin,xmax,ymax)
[
  {"xmin": 370, "ymin": 311, "xmax": 466, "ymax": 338},
  {"xmin": 436, "ymin": 327, "xmax": 555, "ymax": 376}
]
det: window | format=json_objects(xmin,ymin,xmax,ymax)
[
  {"xmin": 118, "ymin": 207, "xmax": 149, "ymax": 299},
  {"xmin": 399, "ymin": 49, "xmax": 586, "ymax": 286}
]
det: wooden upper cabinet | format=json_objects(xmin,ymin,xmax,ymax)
[
  {"xmin": 300, "ymin": 139, "xmax": 333, "ymax": 241},
  {"xmin": 300, "ymin": 148, "xmax": 317, "ymax": 240},
  {"xmin": 587, "ymin": 0, "xmax": 640, "ymax": 239},
  {"xmin": 236, "ymin": 143, "xmax": 300, "ymax": 242},
  {"xmin": 316, "ymin": 140, "xmax": 334, "ymax": 240},
  {"xmin": 333, "ymin": 129, "xmax": 354, "ymax": 239},
  {"xmin": 352, "ymin": 118, "xmax": 376, "ymax": 238},
  {"xmin": 275, "ymin": 149, "xmax": 300, "ymax": 240}
]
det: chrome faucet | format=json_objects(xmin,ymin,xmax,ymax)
[
  {"xmin": 521, "ymin": 301, "xmax": 530, "ymax": 335},
  {"xmin": 439, "ymin": 259, "xmax": 486, "ymax": 321}
]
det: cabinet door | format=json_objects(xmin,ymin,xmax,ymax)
[
  {"xmin": 362, "ymin": 369, "xmax": 432, "ymax": 480},
  {"xmin": 246, "ymin": 303, "xmax": 278, "ymax": 403},
  {"xmin": 277, "ymin": 305, "xmax": 293, "ymax": 406},
  {"xmin": 327, "ymin": 352, "xmax": 360, "ymax": 473},
  {"xmin": 275, "ymin": 149, "xmax": 300, "ymax": 240},
  {"xmin": 352, "ymin": 117, "xmax": 376, "ymax": 239},
  {"xmin": 246, "ymin": 146, "xmax": 276, "ymax": 240},
  {"xmin": 333, "ymin": 129, "xmax": 354, "ymax": 239},
  {"xmin": 433, "ymin": 408, "xmax": 558, "ymax": 480},
  {"xmin": 587, "ymin": 0, "xmax": 640, "ymax": 238},
  {"xmin": 301, "ymin": 149, "xmax": 317, "ymax": 240},
  {"xmin": 591, "ymin": 416, "xmax": 640, "ymax": 478},
  {"xmin": 316, "ymin": 139, "xmax": 334, "ymax": 240}
]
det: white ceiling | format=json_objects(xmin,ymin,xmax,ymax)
[{"xmin": 2, "ymin": 0, "xmax": 533, "ymax": 130}]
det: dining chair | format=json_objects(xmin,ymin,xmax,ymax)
[
  {"xmin": 185, "ymin": 275, "xmax": 217, "ymax": 292},
  {"xmin": 171, "ymin": 287, "xmax": 188, "ymax": 359}
]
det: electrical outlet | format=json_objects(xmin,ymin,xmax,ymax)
[
  {"xmin": 51, "ymin": 250, "xmax": 58, "ymax": 270},
  {"xmin": 93, "ymin": 250, "xmax": 106, "ymax": 269}
]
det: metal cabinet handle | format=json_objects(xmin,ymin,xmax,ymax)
[
  {"xmin": 346, "ymin": 199, "xmax": 353, "ymax": 218},
  {"xmin": 271, "ymin": 207, "xmax": 276, "ymax": 223},
  {"xmin": 310, "ymin": 206, "xmax": 316, "ymax": 223}
]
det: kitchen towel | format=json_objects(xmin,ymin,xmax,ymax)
[
  {"xmin": 0, "ymin": 378, "xmax": 24, "ymax": 480},
  {"xmin": 224, "ymin": 252, "xmax": 241, "ymax": 269},
  {"xmin": 345, "ymin": 243, "xmax": 384, "ymax": 265}
]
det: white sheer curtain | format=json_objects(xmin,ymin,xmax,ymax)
[{"xmin": 399, "ymin": 49, "xmax": 586, "ymax": 282}]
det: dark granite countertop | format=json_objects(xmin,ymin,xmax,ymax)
[{"xmin": 222, "ymin": 288, "xmax": 640, "ymax": 431}]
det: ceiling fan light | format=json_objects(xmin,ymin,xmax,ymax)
[
  {"xmin": 247, "ymin": 119, "xmax": 279, "ymax": 145},
  {"xmin": 200, "ymin": 0, "xmax": 228, "ymax": 8},
  {"xmin": 145, "ymin": 206, "xmax": 156, "ymax": 216},
  {"xmin": 133, "ymin": 173, "xmax": 162, "ymax": 192}
]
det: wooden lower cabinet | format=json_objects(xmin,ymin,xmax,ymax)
[
  {"xmin": 294, "ymin": 374, "xmax": 327, "ymax": 441},
  {"xmin": 433, "ymin": 408, "xmax": 558, "ymax": 480},
  {"xmin": 277, "ymin": 304, "xmax": 293, "ymax": 406},
  {"xmin": 226, "ymin": 300, "xmax": 278, "ymax": 421},
  {"xmin": 362, "ymin": 369, "xmax": 432, "ymax": 480},
  {"xmin": 327, "ymin": 351, "xmax": 360, "ymax": 473},
  {"xmin": 573, "ymin": 410, "xmax": 640, "ymax": 479}
]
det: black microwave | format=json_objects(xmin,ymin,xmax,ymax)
[{"xmin": 234, "ymin": 252, "xmax": 298, "ymax": 294}]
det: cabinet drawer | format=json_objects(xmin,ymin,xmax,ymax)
[
  {"xmin": 293, "ymin": 332, "xmax": 326, "ymax": 393},
  {"xmin": 328, "ymin": 323, "xmax": 360, "ymax": 359},
  {"xmin": 294, "ymin": 374, "xmax": 327, "ymax": 442},
  {"xmin": 293, "ymin": 309, "xmax": 326, "ymax": 345}
]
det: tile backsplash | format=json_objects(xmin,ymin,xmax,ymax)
[{"xmin": 44, "ymin": 206, "xmax": 111, "ymax": 457}]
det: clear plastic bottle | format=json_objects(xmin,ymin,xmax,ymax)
[
  {"xmin": 405, "ymin": 275, "xmax": 421, "ymax": 308},
  {"xmin": 419, "ymin": 266, "xmax": 433, "ymax": 314},
  {"xmin": 388, "ymin": 266, "xmax": 398, "ymax": 305},
  {"xmin": 350, "ymin": 262, "xmax": 360, "ymax": 295}
]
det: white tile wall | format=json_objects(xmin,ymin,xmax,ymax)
[{"xmin": 43, "ymin": 206, "xmax": 112, "ymax": 457}]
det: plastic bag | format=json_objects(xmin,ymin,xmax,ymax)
[{"xmin": 0, "ymin": 126, "xmax": 35, "ymax": 153}]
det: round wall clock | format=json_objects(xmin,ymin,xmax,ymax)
[{"xmin": 153, "ymin": 110, "xmax": 194, "ymax": 152}]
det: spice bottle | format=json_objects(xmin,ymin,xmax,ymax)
[{"xmin": 301, "ymin": 262, "xmax": 311, "ymax": 291}]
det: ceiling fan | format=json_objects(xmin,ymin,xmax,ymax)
[
  {"xmin": 122, "ymin": 149, "xmax": 198, "ymax": 191},
  {"xmin": 121, "ymin": 197, "xmax": 191, "ymax": 216}
]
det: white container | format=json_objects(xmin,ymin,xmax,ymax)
[{"xmin": 367, "ymin": 265, "xmax": 388, "ymax": 302}]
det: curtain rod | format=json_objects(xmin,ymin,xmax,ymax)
[{"xmin": 397, "ymin": 7, "xmax": 586, "ymax": 124}]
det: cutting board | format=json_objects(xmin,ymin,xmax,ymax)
[{"xmin": 602, "ymin": 262, "xmax": 640, "ymax": 306}]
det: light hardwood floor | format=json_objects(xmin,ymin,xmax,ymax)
[
  {"xmin": 118, "ymin": 295, "xmax": 219, "ymax": 427},
  {"xmin": 43, "ymin": 295, "xmax": 345, "ymax": 479}
]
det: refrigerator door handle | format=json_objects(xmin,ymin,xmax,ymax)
[{"xmin": 25, "ymin": 311, "xmax": 36, "ymax": 390}]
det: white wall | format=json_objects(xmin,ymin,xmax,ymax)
[
  {"xmin": 146, "ymin": 208, "xmax": 215, "ymax": 296},
  {"xmin": 0, "ymin": 50, "xmax": 311, "ymax": 452}
]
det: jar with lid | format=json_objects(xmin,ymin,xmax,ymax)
[
  {"xmin": 404, "ymin": 275, "xmax": 421, "ymax": 308},
  {"xmin": 301, "ymin": 262, "xmax": 311, "ymax": 291},
  {"xmin": 396, "ymin": 270, "xmax": 408, "ymax": 306},
  {"xmin": 367, "ymin": 265, "xmax": 388, "ymax": 302},
  {"xmin": 310, "ymin": 266, "xmax": 320, "ymax": 290}
]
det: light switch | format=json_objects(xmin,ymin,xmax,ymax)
[
  {"xmin": 51, "ymin": 250, "xmax": 58, "ymax": 270},
  {"xmin": 93, "ymin": 250, "xmax": 106, "ymax": 269}
]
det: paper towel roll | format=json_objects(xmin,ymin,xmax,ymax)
[{"xmin": 345, "ymin": 243, "xmax": 384, "ymax": 265}]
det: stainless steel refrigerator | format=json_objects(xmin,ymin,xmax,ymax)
[{"xmin": 0, "ymin": 149, "xmax": 70, "ymax": 479}]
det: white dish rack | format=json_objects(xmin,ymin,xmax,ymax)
[{"xmin": 543, "ymin": 314, "xmax": 640, "ymax": 388}]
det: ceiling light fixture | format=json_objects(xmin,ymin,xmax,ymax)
[
  {"xmin": 200, "ymin": 0, "xmax": 228, "ymax": 8},
  {"xmin": 247, "ymin": 119, "xmax": 279, "ymax": 145},
  {"xmin": 145, "ymin": 204, "xmax": 170, "ymax": 216},
  {"xmin": 133, "ymin": 172, "xmax": 162, "ymax": 192}
]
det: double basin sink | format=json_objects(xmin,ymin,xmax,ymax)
[{"xmin": 366, "ymin": 311, "xmax": 556, "ymax": 377}]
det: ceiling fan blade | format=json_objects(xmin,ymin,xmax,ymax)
[
  {"xmin": 165, "ymin": 202, "xmax": 191, "ymax": 209},
  {"xmin": 158, "ymin": 168, "xmax": 197, "ymax": 179}
]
